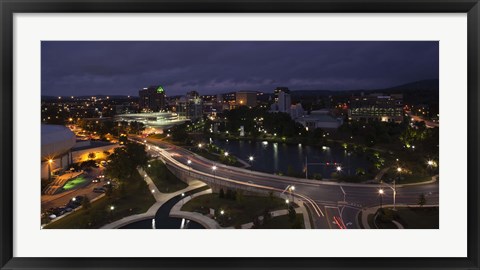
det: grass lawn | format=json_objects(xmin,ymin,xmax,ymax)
[
  {"xmin": 145, "ymin": 160, "xmax": 188, "ymax": 193},
  {"xmin": 62, "ymin": 176, "xmax": 88, "ymax": 190},
  {"xmin": 44, "ymin": 172, "xmax": 155, "ymax": 229},
  {"xmin": 370, "ymin": 207, "xmax": 439, "ymax": 229},
  {"xmin": 260, "ymin": 214, "xmax": 304, "ymax": 229},
  {"xmin": 191, "ymin": 149, "xmax": 244, "ymax": 168},
  {"xmin": 398, "ymin": 175, "xmax": 432, "ymax": 184},
  {"xmin": 394, "ymin": 207, "xmax": 439, "ymax": 229},
  {"xmin": 181, "ymin": 193, "xmax": 287, "ymax": 227},
  {"xmin": 369, "ymin": 213, "xmax": 398, "ymax": 229}
]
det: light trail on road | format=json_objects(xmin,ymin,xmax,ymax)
[{"xmin": 135, "ymin": 137, "xmax": 439, "ymax": 229}]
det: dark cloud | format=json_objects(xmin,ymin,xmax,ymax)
[{"xmin": 41, "ymin": 41, "xmax": 438, "ymax": 96}]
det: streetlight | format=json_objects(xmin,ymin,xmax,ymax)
[
  {"xmin": 187, "ymin": 159, "xmax": 192, "ymax": 176},
  {"xmin": 47, "ymin": 159, "xmax": 53, "ymax": 181},
  {"xmin": 285, "ymin": 199, "xmax": 290, "ymax": 204},
  {"xmin": 110, "ymin": 205, "xmax": 115, "ymax": 211},
  {"xmin": 248, "ymin": 156, "xmax": 254, "ymax": 170},
  {"xmin": 336, "ymin": 166, "xmax": 342, "ymax": 172},
  {"xmin": 198, "ymin": 143, "xmax": 203, "ymax": 148},
  {"xmin": 224, "ymin": 152, "xmax": 229, "ymax": 157},
  {"xmin": 378, "ymin": 188, "xmax": 384, "ymax": 209},
  {"xmin": 290, "ymin": 185, "xmax": 295, "ymax": 203},
  {"xmin": 212, "ymin": 165, "xmax": 217, "ymax": 182}
]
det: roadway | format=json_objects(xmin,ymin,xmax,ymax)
[
  {"xmin": 406, "ymin": 110, "xmax": 439, "ymax": 128},
  {"xmin": 138, "ymin": 137, "xmax": 439, "ymax": 229}
]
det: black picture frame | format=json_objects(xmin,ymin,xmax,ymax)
[{"xmin": 1, "ymin": 0, "xmax": 479, "ymax": 269}]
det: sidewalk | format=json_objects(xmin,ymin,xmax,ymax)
[
  {"xmin": 170, "ymin": 190, "xmax": 312, "ymax": 229},
  {"xmin": 169, "ymin": 189, "xmax": 221, "ymax": 229},
  {"xmin": 101, "ymin": 168, "xmax": 206, "ymax": 229}
]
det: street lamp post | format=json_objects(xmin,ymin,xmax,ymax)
[
  {"xmin": 290, "ymin": 185, "xmax": 295, "ymax": 204},
  {"xmin": 393, "ymin": 179, "xmax": 397, "ymax": 210},
  {"xmin": 248, "ymin": 156, "xmax": 254, "ymax": 171},
  {"xmin": 212, "ymin": 165, "xmax": 217, "ymax": 183},
  {"xmin": 48, "ymin": 159, "xmax": 53, "ymax": 181},
  {"xmin": 378, "ymin": 188, "xmax": 384, "ymax": 209},
  {"xmin": 187, "ymin": 159, "xmax": 192, "ymax": 176}
]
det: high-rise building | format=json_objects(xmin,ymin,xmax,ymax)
[
  {"xmin": 270, "ymin": 87, "xmax": 292, "ymax": 114},
  {"xmin": 177, "ymin": 91, "xmax": 203, "ymax": 120},
  {"xmin": 139, "ymin": 85, "xmax": 166, "ymax": 112},
  {"xmin": 348, "ymin": 93, "xmax": 403, "ymax": 123},
  {"xmin": 274, "ymin": 87, "xmax": 290, "ymax": 103},
  {"xmin": 186, "ymin": 91, "xmax": 203, "ymax": 120},
  {"xmin": 277, "ymin": 91, "xmax": 291, "ymax": 113},
  {"xmin": 235, "ymin": 91, "xmax": 257, "ymax": 107}
]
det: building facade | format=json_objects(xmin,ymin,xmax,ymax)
[
  {"xmin": 270, "ymin": 87, "xmax": 291, "ymax": 114},
  {"xmin": 235, "ymin": 91, "xmax": 257, "ymax": 107},
  {"xmin": 176, "ymin": 91, "xmax": 203, "ymax": 120},
  {"xmin": 348, "ymin": 93, "xmax": 403, "ymax": 123},
  {"xmin": 139, "ymin": 85, "xmax": 166, "ymax": 112},
  {"xmin": 296, "ymin": 110, "xmax": 343, "ymax": 130}
]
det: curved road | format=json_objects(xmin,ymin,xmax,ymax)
[{"xmin": 138, "ymin": 137, "xmax": 439, "ymax": 229}]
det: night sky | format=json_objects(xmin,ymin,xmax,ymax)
[{"xmin": 41, "ymin": 41, "xmax": 438, "ymax": 97}]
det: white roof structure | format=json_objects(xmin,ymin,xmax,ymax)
[{"xmin": 41, "ymin": 124, "xmax": 76, "ymax": 159}]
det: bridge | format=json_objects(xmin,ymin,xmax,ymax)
[{"xmin": 136, "ymin": 137, "xmax": 439, "ymax": 229}]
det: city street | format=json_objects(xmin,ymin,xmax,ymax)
[{"xmin": 140, "ymin": 137, "xmax": 439, "ymax": 229}]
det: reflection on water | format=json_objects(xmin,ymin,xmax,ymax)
[
  {"xmin": 120, "ymin": 187, "xmax": 207, "ymax": 229},
  {"xmin": 213, "ymin": 139, "xmax": 370, "ymax": 178}
]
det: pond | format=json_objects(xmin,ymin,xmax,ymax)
[
  {"xmin": 211, "ymin": 139, "xmax": 371, "ymax": 178},
  {"xmin": 120, "ymin": 188, "xmax": 206, "ymax": 229}
]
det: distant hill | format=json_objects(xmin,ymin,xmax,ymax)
[
  {"xmin": 290, "ymin": 79, "xmax": 438, "ymax": 105},
  {"xmin": 42, "ymin": 95, "xmax": 136, "ymax": 101}
]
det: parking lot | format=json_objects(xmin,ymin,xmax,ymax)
[{"xmin": 41, "ymin": 166, "xmax": 112, "ymax": 219}]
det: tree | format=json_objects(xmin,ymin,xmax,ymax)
[
  {"xmin": 88, "ymin": 152, "xmax": 96, "ymax": 160},
  {"xmin": 288, "ymin": 204, "xmax": 296, "ymax": 222},
  {"xmin": 418, "ymin": 193, "xmax": 426, "ymax": 207},
  {"xmin": 104, "ymin": 142, "xmax": 148, "ymax": 181},
  {"xmin": 291, "ymin": 218, "xmax": 302, "ymax": 229},
  {"xmin": 235, "ymin": 190, "xmax": 244, "ymax": 204},
  {"xmin": 171, "ymin": 123, "xmax": 189, "ymax": 142},
  {"xmin": 355, "ymin": 167, "xmax": 366, "ymax": 176},
  {"xmin": 263, "ymin": 208, "xmax": 272, "ymax": 225},
  {"xmin": 287, "ymin": 165, "xmax": 295, "ymax": 177},
  {"xmin": 251, "ymin": 216, "xmax": 262, "ymax": 229},
  {"xmin": 82, "ymin": 196, "xmax": 91, "ymax": 210}
]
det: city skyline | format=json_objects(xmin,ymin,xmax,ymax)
[{"xmin": 42, "ymin": 41, "xmax": 439, "ymax": 97}]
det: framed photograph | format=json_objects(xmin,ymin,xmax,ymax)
[{"xmin": 1, "ymin": 0, "xmax": 479, "ymax": 269}]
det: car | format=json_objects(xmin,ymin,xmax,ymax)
[
  {"xmin": 65, "ymin": 207, "xmax": 73, "ymax": 212},
  {"xmin": 52, "ymin": 207, "xmax": 66, "ymax": 216},
  {"xmin": 93, "ymin": 187, "xmax": 106, "ymax": 193},
  {"xmin": 92, "ymin": 178, "xmax": 100, "ymax": 183},
  {"xmin": 66, "ymin": 196, "xmax": 84, "ymax": 208},
  {"xmin": 49, "ymin": 214, "xmax": 57, "ymax": 220}
]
